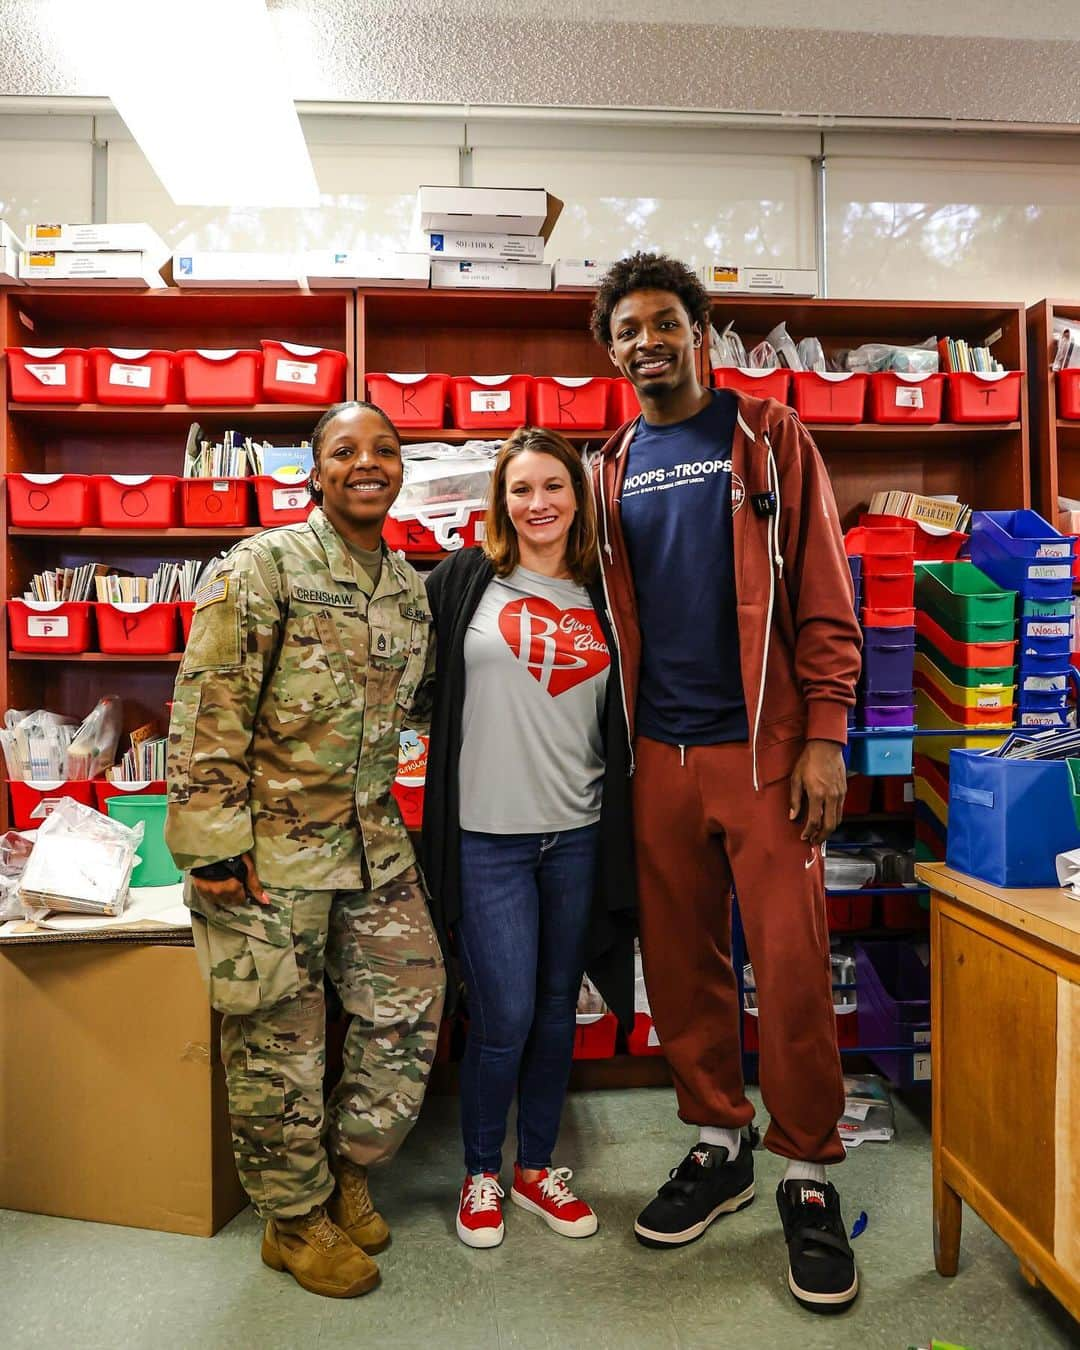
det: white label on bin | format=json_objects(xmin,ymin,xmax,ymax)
[
  {"xmin": 25, "ymin": 362, "xmax": 67, "ymax": 386},
  {"xmin": 1028, "ymin": 620, "xmax": 1071, "ymax": 638},
  {"xmin": 213, "ymin": 480, "xmax": 230, "ymax": 491},
  {"xmin": 470, "ymin": 389, "xmax": 511, "ymax": 413},
  {"xmin": 1028, "ymin": 563, "xmax": 1069, "ymax": 580},
  {"xmin": 904, "ymin": 781, "xmax": 914, "ymax": 802},
  {"xmin": 646, "ymin": 1024, "xmax": 661, "ymax": 1047},
  {"xmin": 913, "ymin": 1053, "xmax": 932, "ymax": 1082},
  {"xmin": 1022, "ymin": 711, "xmax": 1065, "ymax": 726},
  {"xmin": 27, "ymin": 615, "xmax": 69, "ymax": 638},
  {"xmin": 275, "ymin": 358, "xmax": 318, "ymax": 386},
  {"xmin": 1024, "ymin": 674, "xmax": 1067, "ymax": 691},
  {"xmin": 272, "ymin": 486, "xmax": 307, "ymax": 511},
  {"xmin": 474, "ymin": 520, "xmax": 486, "ymax": 542},
  {"xmin": 895, "ymin": 386, "xmax": 924, "ymax": 408},
  {"xmin": 109, "ymin": 363, "xmax": 152, "ymax": 388},
  {"xmin": 976, "ymin": 694, "xmax": 1003, "ymax": 708},
  {"xmin": 1035, "ymin": 542, "xmax": 1071, "ymax": 559}
]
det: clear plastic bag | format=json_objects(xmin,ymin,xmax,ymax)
[
  {"xmin": 1051, "ymin": 317, "xmax": 1080, "ymax": 371},
  {"xmin": 797, "ymin": 337, "xmax": 827, "ymax": 373},
  {"xmin": 17, "ymin": 796, "xmax": 142, "ymax": 918},
  {"xmin": 764, "ymin": 322, "xmax": 804, "ymax": 371},
  {"xmin": 844, "ymin": 339, "xmax": 939, "ymax": 374},
  {"xmin": 747, "ymin": 340, "xmax": 780, "ymax": 369},
  {"xmin": 710, "ymin": 322, "xmax": 749, "ymax": 369},
  {"xmin": 65, "ymin": 696, "xmax": 123, "ymax": 780}
]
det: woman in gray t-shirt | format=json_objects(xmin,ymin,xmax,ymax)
[{"xmin": 424, "ymin": 426, "xmax": 627, "ymax": 1250}]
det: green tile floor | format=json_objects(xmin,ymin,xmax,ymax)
[{"xmin": 3, "ymin": 1084, "xmax": 1076, "ymax": 1350}]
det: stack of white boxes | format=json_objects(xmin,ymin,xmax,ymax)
[
  {"xmin": 19, "ymin": 224, "xmax": 170, "ymax": 287},
  {"xmin": 420, "ymin": 186, "xmax": 561, "ymax": 291},
  {"xmin": 0, "ymin": 221, "xmax": 23, "ymax": 285}
]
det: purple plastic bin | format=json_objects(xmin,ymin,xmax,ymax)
[
  {"xmin": 861, "ymin": 626, "xmax": 916, "ymax": 693},
  {"xmin": 848, "ymin": 555, "xmax": 863, "ymax": 584},
  {"xmin": 858, "ymin": 687, "xmax": 915, "ymax": 708},
  {"xmin": 863, "ymin": 703, "xmax": 917, "ymax": 728},
  {"xmin": 855, "ymin": 941, "xmax": 931, "ymax": 1088}
]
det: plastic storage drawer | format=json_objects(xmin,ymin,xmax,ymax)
[
  {"xmin": 970, "ymin": 509, "xmax": 1073, "ymax": 560},
  {"xmin": 712, "ymin": 367, "xmax": 790, "ymax": 402},
  {"xmin": 95, "ymin": 602, "xmax": 179, "ymax": 655},
  {"xmin": 915, "ymin": 685, "xmax": 1013, "ymax": 731},
  {"xmin": 861, "ymin": 627, "xmax": 916, "ymax": 693},
  {"xmin": 848, "ymin": 732, "xmax": 914, "ymax": 776},
  {"xmin": 9, "ymin": 779, "xmax": 97, "ymax": 829},
  {"xmin": 450, "ymin": 375, "xmax": 533, "ymax": 430},
  {"xmin": 383, "ymin": 504, "xmax": 485, "ymax": 555},
  {"xmin": 177, "ymin": 349, "xmax": 262, "ymax": 406},
  {"xmin": 5, "ymin": 346, "xmax": 91, "ymax": 403},
  {"xmin": 858, "ymin": 686, "xmax": 915, "ymax": 708},
  {"xmin": 254, "ymin": 472, "xmax": 314, "ymax": 525},
  {"xmin": 862, "ymin": 553, "xmax": 915, "ymax": 609},
  {"xmin": 534, "ymin": 376, "xmax": 612, "ymax": 430},
  {"xmin": 7, "ymin": 473, "xmax": 96, "ymax": 528},
  {"xmin": 855, "ymin": 942, "xmax": 931, "ymax": 1088},
  {"xmin": 861, "ymin": 604, "xmax": 915, "ymax": 629},
  {"xmin": 260, "ymin": 341, "xmax": 348, "ymax": 405},
  {"xmin": 790, "ymin": 371, "xmax": 867, "ymax": 424},
  {"xmin": 1057, "ymin": 368, "xmax": 1080, "ymax": 420},
  {"xmin": 947, "ymin": 371, "xmax": 1022, "ymax": 423},
  {"xmin": 180, "ymin": 477, "xmax": 252, "ymax": 527},
  {"xmin": 913, "ymin": 653, "xmax": 1014, "ymax": 711},
  {"xmin": 7, "ymin": 599, "xmax": 93, "ymax": 654},
  {"xmin": 863, "ymin": 704, "xmax": 917, "ymax": 729},
  {"xmin": 572, "ymin": 1013, "xmax": 618, "ymax": 1060},
  {"xmin": 366, "ymin": 372, "xmax": 450, "ymax": 429},
  {"xmin": 913, "ymin": 561, "xmax": 1015, "ymax": 627},
  {"xmin": 93, "ymin": 779, "xmax": 167, "ymax": 810},
  {"xmin": 827, "ymin": 893, "xmax": 874, "ymax": 933},
  {"xmin": 916, "ymin": 610, "xmax": 1016, "ymax": 668},
  {"xmin": 90, "ymin": 348, "xmax": 176, "ymax": 405},
  {"xmin": 611, "ymin": 380, "xmax": 640, "ymax": 424},
  {"xmin": 179, "ymin": 601, "xmax": 196, "ymax": 644},
  {"xmin": 845, "ymin": 523, "xmax": 916, "ymax": 556},
  {"xmin": 97, "ymin": 475, "xmax": 180, "ymax": 529},
  {"xmin": 869, "ymin": 372, "xmax": 944, "ymax": 424},
  {"xmin": 627, "ymin": 1013, "xmax": 664, "ymax": 1056}
]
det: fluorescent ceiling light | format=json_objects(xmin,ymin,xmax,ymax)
[{"xmin": 44, "ymin": 0, "xmax": 319, "ymax": 207}]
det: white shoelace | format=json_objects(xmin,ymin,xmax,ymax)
[
  {"xmin": 465, "ymin": 1175, "xmax": 504, "ymax": 1215},
  {"xmin": 538, "ymin": 1167, "xmax": 579, "ymax": 1209}
]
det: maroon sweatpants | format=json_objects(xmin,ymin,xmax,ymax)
[{"xmin": 633, "ymin": 736, "xmax": 846, "ymax": 1163}]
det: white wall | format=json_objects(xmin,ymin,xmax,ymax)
[{"xmin": 0, "ymin": 116, "xmax": 94, "ymax": 229}]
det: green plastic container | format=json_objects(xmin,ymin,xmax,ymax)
[
  {"xmin": 917, "ymin": 596, "xmax": 1016, "ymax": 643},
  {"xmin": 914, "ymin": 561, "xmax": 1016, "ymax": 626},
  {"xmin": 914, "ymin": 644, "xmax": 1016, "ymax": 690},
  {"xmin": 1068, "ymin": 760, "xmax": 1080, "ymax": 830},
  {"xmin": 106, "ymin": 793, "xmax": 181, "ymax": 887}
]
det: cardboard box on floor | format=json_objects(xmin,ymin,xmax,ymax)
[{"xmin": 0, "ymin": 930, "xmax": 246, "ymax": 1236}]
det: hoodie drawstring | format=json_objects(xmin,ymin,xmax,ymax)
[{"xmin": 750, "ymin": 431, "xmax": 784, "ymax": 792}]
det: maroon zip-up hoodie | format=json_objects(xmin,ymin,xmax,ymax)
[{"xmin": 591, "ymin": 389, "xmax": 862, "ymax": 789}]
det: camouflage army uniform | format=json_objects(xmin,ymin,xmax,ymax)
[{"xmin": 166, "ymin": 507, "xmax": 445, "ymax": 1219}]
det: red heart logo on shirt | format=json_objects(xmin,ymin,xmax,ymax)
[{"xmin": 498, "ymin": 597, "xmax": 610, "ymax": 697}]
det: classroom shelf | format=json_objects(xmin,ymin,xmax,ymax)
[
  {"xmin": 7, "ymin": 403, "xmax": 324, "ymax": 432},
  {"xmin": 7, "ymin": 652, "xmax": 184, "ymax": 664},
  {"xmin": 8, "ymin": 527, "xmax": 264, "ymax": 540}
]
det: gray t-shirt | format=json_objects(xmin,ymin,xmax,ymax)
[{"xmin": 459, "ymin": 566, "xmax": 611, "ymax": 834}]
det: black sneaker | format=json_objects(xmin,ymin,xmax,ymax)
[
  {"xmin": 634, "ymin": 1141, "xmax": 755, "ymax": 1248},
  {"xmin": 776, "ymin": 1180, "xmax": 859, "ymax": 1313}
]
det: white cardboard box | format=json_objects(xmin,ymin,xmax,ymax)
[
  {"xmin": 304, "ymin": 251, "xmax": 430, "ymax": 288},
  {"xmin": 0, "ymin": 246, "xmax": 22, "ymax": 285},
  {"xmin": 427, "ymin": 232, "xmax": 545, "ymax": 263},
  {"xmin": 419, "ymin": 186, "xmax": 563, "ymax": 239},
  {"xmin": 699, "ymin": 264, "xmax": 818, "ymax": 297},
  {"xmin": 173, "ymin": 252, "xmax": 303, "ymax": 288},
  {"xmin": 26, "ymin": 223, "xmax": 170, "ymax": 268},
  {"xmin": 553, "ymin": 259, "xmax": 612, "ymax": 291},
  {"xmin": 430, "ymin": 259, "xmax": 552, "ymax": 292},
  {"xmin": 19, "ymin": 251, "xmax": 166, "ymax": 288}
]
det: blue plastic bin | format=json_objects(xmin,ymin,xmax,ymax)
[
  {"xmin": 970, "ymin": 508, "xmax": 1073, "ymax": 560},
  {"xmin": 849, "ymin": 730, "xmax": 914, "ymax": 776},
  {"xmin": 1023, "ymin": 596, "xmax": 1074, "ymax": 619},
  {"xmin": 861, "ymin": 627, "xmax": 915, "ymax": 695}
]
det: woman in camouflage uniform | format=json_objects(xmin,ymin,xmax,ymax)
[{"xmin": 166, "ymin": 401, "xmax": 445, "ymax": 1299}]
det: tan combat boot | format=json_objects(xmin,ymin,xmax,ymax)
[
  {"xmin": 261, "ymin": 1205, "xmax": 380, "ymax": 1298},
  {"xmin": 328, "ymin": 1155, "xmax": 391, "ymax": 1254}
]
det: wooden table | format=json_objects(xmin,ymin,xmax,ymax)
[{"xmin": 917, "ymin": 862, "xmax": 1080, "ymax": 1321}]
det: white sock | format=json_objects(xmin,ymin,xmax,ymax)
[
  {"xmin": 698, "ymin": 1126, "xmax": 742, "ymax": 1157},
  {"xmin": 784, "ymin": 1160, "xmax": 827, "ymax": 1185}
]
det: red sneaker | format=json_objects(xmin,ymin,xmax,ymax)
[
  {"xmin": 456, "ymin": 1173, "xmax": 505, "ymax": 1249},
  {"xmin": 510, "ymin": 1165, "xmax": 598, "ymax": 1238}
]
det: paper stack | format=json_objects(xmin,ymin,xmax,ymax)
[
  {"xmin": 420, "ymin": 186, "xmax": 560, "ymax": 291},
  {"xmin": 20, "ymin": 223, "xmax": 170, "ymax": 288}
]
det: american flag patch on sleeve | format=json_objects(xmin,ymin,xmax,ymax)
[{"xmin": 194, "ymin": 577, "xmax": 229, "ymax": 611}]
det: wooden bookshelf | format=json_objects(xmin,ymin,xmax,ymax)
[{"xmin": 1027, "ymin": 298, "xmax": 1080, "ymax": 521}]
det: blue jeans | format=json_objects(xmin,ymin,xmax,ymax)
[{"xmin": 456, "ymin": 824, "xmax": 599, "ymax": 1174}]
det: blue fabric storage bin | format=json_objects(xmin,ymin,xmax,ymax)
[
  {"xmin": 849, "ymin": 730, "xmax": 914, "ymax": 776},
  {"xmin": 946, "ymin": 748, "xmax": 1080, "ymax": 886}
]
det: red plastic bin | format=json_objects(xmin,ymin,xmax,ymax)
[
  {"xmin": 534, "ymin": 376, "xmax": 612, "ymax": 430},
  {"xmin": 744, "ymin": 1002, "xmax": 858, "ymax": 1052},
  {"xmin": 881, "ymin": 776, "xmax": 915, "ymax": 815},
  {"xmin": 862, "ymin": 557, "xmax": 916, "ymax": 609},
  {"xmin": 947, "ymin": 371, "xmax": 1022, "ymax": 423},
  {"xmin": 7, "ymin": 473, "xmax": 96, "ymax": 528},
  {"xmin": 366, "ymin": 372, "xmax": 449, "ymax": 429},
  {"xmin": 9, "ymin": 779, "xmax": 96, "ymax": 829},
  {"xmin": 383, "ymin": 504, "xmax": 485, "ymax": 555},
  {"xmin": 842, "ymin": 774, "xmax": 875, "ymax": 816},
  {"xmin": 5, "ymin": 346, "xmax": 91, "ymax": 403},
  {"xmin": 611, "ymin": 379, "xmax": 640, "ymax": 424},
  {"xmin": 881, "ymin": 892, "xmax": 929, "ymax": 929},
  {"xmin": 712, "ymin": 367, "xmax": 790, "ymax": 402},
  {"xmin": 95, "ymin": 602, "xmax": 179, "ymax": 655},
  {"xmin": 178, "ymin": 601, "xmax": 196, "ymax": 644},
  {"xmin": 97, "ymin": 475, "xmax": 180, "ymax": 529},
  {"xmin": 827, "ymin": 893, "xmax": 874, "ymax": 932},
  {"xmin": 177, "ymin": 349, "xmax": 262, "ymax": 406},
  {"xmin": 845, "ymin": 523, "xmax": 916, "ymax": 556},
  {"xmin": 572, "ymin": 1012, "xmax": 618, "ymax": 1060},
  {"xmin": 90, "ymin": 348, "xmax": 176, "ymax": 405},
  {"xmin": 254, "ymin": 472, "xmax": 314, "ymax": 526},
  {"xmin": 93, "ymin": 779, "xmax": 167, "ymax": 811},
  {"xmin": 791, "ymin": 371, "xmax": 867, "ymax": 424},
  {"xmin": 260, "ymin": 341, "xmax": 347, "ymax": 405},
  {"xmin": 861, "ymin": 605, "xmax": 915, "ymax": 628},
  {"xmin": 859, "ymin": 513, "xmax": 968, "ymax": 562},
  {"xmin": 450, "ymin": 375, "xmax": 532, "ymax": 430},
  {"xmin": 180, "ymin": 477, "xmax": 251, "ymax": 527},
  {"xmin": 916, "ymin": 609, "xmax": 1016, "ymax": 668},
  {"xmin": 627, "ymin": 1012, "xmax": 665, "ymax": 1057},
  {"xmin": 1057, "ymin": 369, "xmax": 1080, "ymax": 421},
  {"xmin": 869, "ymin": 372, "xmax": 945, "ymax": 425},
  {"xmin": 8, "ymin": 599, "xmax": 93, "ymax": 653}
]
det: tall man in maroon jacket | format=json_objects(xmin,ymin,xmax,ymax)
[{"xmin": 590, "ymin": 254, "xmax": 863, "ymax": 1313}]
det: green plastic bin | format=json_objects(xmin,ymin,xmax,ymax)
[
  {"xmin": 106, "ymin": 793, "xmax": 182, "ymax": 887},
  {"xmin": 914, "ymin": 561, "xmax": 1016, "ymax": 627},
  {"xmin": 913, "ymin": 645, "xmax": 1016, "ymax": 690},
  {"xmin": 1069, "ymin": 760, "xmax": 1080, "ymax": 830}
]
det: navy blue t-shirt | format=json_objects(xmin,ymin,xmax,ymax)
[{"xmin": 620, "ymin": 390, "xmax": 749, "ymax": 745}]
